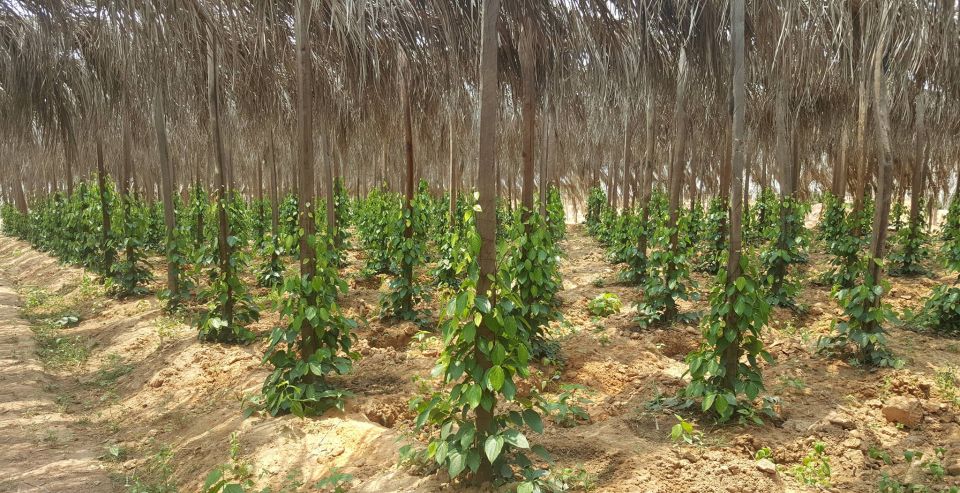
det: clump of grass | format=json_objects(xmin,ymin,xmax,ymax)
[
  {"xmin": 95, "ymin": 353, "xmax": 134, "ymax": 389},
  {"xmin": 32, "ymin": 321, "xmax": 89, "ymax": 369},
  {"xmin": 20, "ymin": 285, "xmax": 108, "ymax": 370},
  {"xmin": 117, "ymin": 443, "xmax": 176, "ymax": 493}
]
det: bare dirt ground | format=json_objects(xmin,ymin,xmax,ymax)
[
  {"xmin": 0, "ymin": 223, "xmax": 958, "ymax": 492},
  {"xmin": 0, "ymin": 247, "xmax": 114, "ymax": 492}
]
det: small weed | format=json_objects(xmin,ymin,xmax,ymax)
[
  {"xmin": 313, "ymin": 467, "xmax": 353, "ymax": 492},
  {"xmin": 878, "ymin": 447, "xmax": 955, "ymax": 493},
  {"xmin": 55, "ymin": 393, "xmax": 77, "ymax": 413},
  {"xmin": 669, "ymin": 415, "xmax": 703, "ymax": 446},
  {"xmin": 777, "ymin": 376, "xmax": 806, "ymax": 391},
  {"xmin": 755, "ymin": 447, "xmax": 773, "ymax": 460},
  {"xmin": 790, "ymin": 442, "xmax": 830, "ymax": 487},
  {"xmin": 935, "ymin": 367, "xmax": 960, "ymax": 408},
  {"xmin": 203, "ymin": 433, "xmax": 255, "ymax": 492},
  {"xmin": 904, "ymin": 450, "xmax": 924, "ymax": 463},
  {"xmin": 262, "ymin": 470, "xmax": 305, "ymax": 493},
  {"xmin": 101, "ymin": 443, "xmax": 128, "ymax": 462},
  {"xmin": 549, "ymin": 465, "xmax": 597, "ymax": 492},
  {"xmin": 777, "ymin": 322, "xmax": 813, "ymax": 345},
  {"xmin": 41, "ymin": 429, "xmax": 60, "ymax": 445},
  {"xmin": 154, "ymin": 316, "xmax": 184, "ymax": 346},
  {"xmin": 588, "ymin": 293, "xmax": 621, "ymax": 317},
  {"xmin": 410, "ymin": 330, "xmax": 439, "ymax": 351},
  {"xmin": 77, "ymin": 274, "xmax": 106, "ymax": 300},
  {"xmin": 22, "ymin": 286, "xmax": 93, "ymax": 369},
  {"xmin": 95, "ymin": 354, "xmax": 134, "ymax": 389},
  {"xmin": 868, "ymin": 446, "xmax": 892, "ymax": 465},
  {"xmin": 32, "ymin": 322, "xmax": 88, "ymax": 369},
  {"xmin": 122, "ymin": 444, "xmax": 176, "ymax": 493},
  {"xmin": 539, "ymin": 384, "xmax": 592, "ymax": 427}
]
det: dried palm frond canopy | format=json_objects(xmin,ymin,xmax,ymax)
[{"xmin": 0, "ymin": 0, "xmax": 958, "ymax": 211}]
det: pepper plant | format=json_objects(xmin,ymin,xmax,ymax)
[
  {"xmin": 412, "ymin": 200, "xmax": 550, "ymax": 485},
  {"xmin": 254, "ymin": 233, "xmax": 357, "ymax": 417},
  {"xmin": 354, "ymin": 188, "xmax": 400, "ymax": 276},
  {"xmin": 545, "ymin": 185, "xmax": 566, "ymax": 241},
  {"xmin": 585, "ymin": 186, "xmax": 607, "ymax": 233},
  {"xmin": 888, "ymin": 202, "xmax": 929, "ymax": 277},
  {"xmin": 196, "ymin": 232, "xmax": 260, "ymax": 343},
  {"xmin": 380, "ymin": 204, "xmax": 428, "ymax": 321},
  {"xmin": 818, "ymin": 259, "xmax": 900, "ymax": 368},
  {"xmin": 909, "ymin": 212, "xmax": 960, "ymax": 336},
  {"xmin": 696, "ymin": 197, "xmax": 727, "ymax": 274},
  {"xmin": 503, "ymin": 210, "xmax": 563, "ymax": 358},
  {"xmin": 635, "ymin": 216, "xmax": 697, "ymax": 328},
  {"xmin": 685, "ymin": 253, "xmax": 772, "ymax": 422},
  {"xmin": 110, "ymin": 194, "xmax": 154, "ymax": 298},
  {"xmin": 761, "ymin": 197, "xmax": 808, "ymax": 307}
]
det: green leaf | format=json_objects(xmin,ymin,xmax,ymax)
[
  {"xmin": 484, "ymin": 434, "xmax": 504, "ymax": 462},
  {"xmin": 714, "ymin": 394, "xmax": 729, "ymax": 415},
  {"xmin": 702, "ymin": 393, "xmax": 716, "ymax": 412},
  {"xmin": 503, "ymin": 429, "xmax": 529, "ymax": 449},
  {"xmin": 435, "ymin": 440, "xmax": 449, "ymax": 464},
  {"xmin": 203, "ymin": 469, "xmax": 224, "ymax": 492},
  {"xmin": 447, "ymin": 451, "xmax": 466, "ymax": 478},
  {"xmin": 531, "ymin": 444, "xmax": 553, "ymax": 463},
  {"xmin": 487, "ymin": 365, "xmax": 505, "ymax": 391},
  {"xmin": 466, "ymin": 449, "xmax": 481, "ymax": 473},
  {"xmin": 466, "ymin": 384, "xmax": 482, "ymax": 409},
  {"xmin": 475, "ymin": 296, "xmax": 492, "ymax": 313},
  {"xmin": 523, "ymin": 409, "xmax": 544, "ymax": 433}
]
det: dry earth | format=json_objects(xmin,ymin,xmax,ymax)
[{"xmin": 0, "ymin": 222, "xmax": 958, "ymax": 492}]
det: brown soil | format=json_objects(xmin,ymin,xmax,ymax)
[{"xmin": 0, "ymin": 224, "xmax": 958, "ymax": 492}]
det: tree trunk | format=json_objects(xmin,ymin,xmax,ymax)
[
  {"xmin": 909, "ymin": 93, "xmax": 926, "ymax": 226},
  {"xmin": 295, "ymin": 0, "xmax": 318, "ymax": 359},
  {"xmin": 13, "ymin": 162, "xmax": 28, "ymax": 213},
  {"xmin": 539, "ymin": 112, "xmax": 550, "ymax": 218},
  {"xmin": 96, "ymin": 137, "xmax": 113, "ymax": 275},
  {"xmin": 475, "ymin": 0, "xmax": 500, "ymax": 482},
  {"xmin": 638, "ymin": 73, "xmax": 655, "ymax": 258},
  {"xmin": 325, "ymin": 136, "xmax": 336, "ymax": 242},
  {"xmin": 742, "ymin": 156, "xmax": 751, "ymax": 210},
  {"xmin": 269, "ymin": 128, "xmax": 280, "ymax": 236},
  {"xmin": 60, "ymin": 118, "xmax": 76, "ymax": 197},
  {"xmin": 722, "ymin": 0, "xmax": 746, "ymax": 391},
  {"xmin": 208, "ymin": 26, "xmax": 234, "ymax": 327},
  {"xmin": 121, "ymin": 113, "xmax": 133, "ymax": 200},
  {"xmin": 257, "ymin": 146, "xmax": 265, "ymax": 238},
  {"xmin": 836, "ymin": 120, "xmax": 849, "ymax": 199},
  {"xmin": 448, "ymin": 109, "xmax": 458, "ymax": 220},
  {"xmin": 609, "ymin": 141, "xmax": 619, "ymax": 209},
  {"xmin": 850, "ymin": 1, "xmax": 869, "ymax": 220},
  {"xmin": 770, "ymin": 69, "xmax": 794, "ymax": 298},
  {"xmin": 401, "ymin": 54, "xmax": 415, "ymax": 313},
  {"xmin": 154, "ymin": 79, "xmax": 179, "ymax": 304},
  {"xmin": 622, "ymin": 109, "xmax": 634, "ymax": 212},
  {"xmin": 851, "ymin": 74, "xmax": 870, "ymax": 219},
  {"xmin": 520, "ymin": 17, "xmax": 536, "ymax": 223},
  {"xmin": 665, "ymin": 48, "xmax": 690, "ymax": 319},
  {"xmin": 867, "ymin": 26, "xmax": 894, "ymax": 325}
]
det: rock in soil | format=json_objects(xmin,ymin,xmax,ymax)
[
  {"xmin": 756, "ymin": 459, "xmax": 777, "ymax": 475},
  {"xmin": 881, "ymin": 396, "xmax": 924, "ymax": 427}
]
